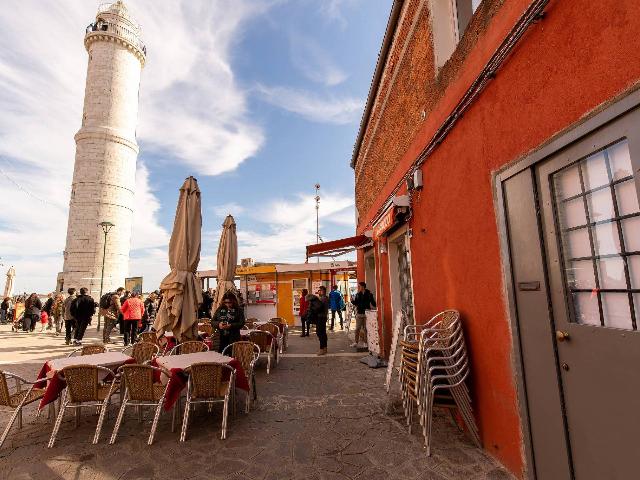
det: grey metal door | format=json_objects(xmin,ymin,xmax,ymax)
[{"xmin": 535, "ymin": 111, "xmax": 640, "ymax": 479}]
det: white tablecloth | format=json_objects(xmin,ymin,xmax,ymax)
[
  {"xmin": 156, "ymin": 351, "xmax": 234, "ymax": 371},
  {"xmin": 48, "ymin": 352, "xmax": 132, "ymax": 372}
]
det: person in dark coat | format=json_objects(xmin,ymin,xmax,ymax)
[
  {"xmin": 350, "ymin": 282, "xmax": 376, "ymax": 348},
  {"xmin": 24, "ymin": 293, "xmax": 42, "ymax": 332},
  {"xmin": 70, "ymin": 287, "xmax": 96, "ymax": 345},
  {"xmin": 309, "ymin": 286, "xmax": 329, "ymax": 355},
  {"xmin": 211, "ymin": 292, "xmax": 245, "ymax": 353},
  {"xmin": 299, "ymin": 288, "xmax": 310, "ymax": 337},
  {"xmin": 42, "ymin": 293, "xmax": 54, "ymax": 330}
]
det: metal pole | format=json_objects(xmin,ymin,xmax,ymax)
[
  {"xmin": 315, "ymin": 184, "xmax": 320, "ymax": 263},
  {"xmin": 97, "ymin": 229, "xmax": 108, "ymax": 331}
]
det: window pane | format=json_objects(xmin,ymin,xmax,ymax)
[
  {"xmin": 635, "ymin": 294, "xmax": 640, "ymax": 327},
  {"xmin": 598, "ymin": 256, "xmax": 626, "ymax": 289},
  {"xmin": 587, "ymin": 188, "xmax": 615, "ymax": 222},
  {"xmin": 564, "ymin": 228, "xmax": 592, "ymax": 258},
  {"xmin": 593, "ymin": 223, "xmax": 621, "ymax": 255},
  {"xmin": 615, "ymin": 180, "xmax": 640, "ymax": 216},
  {"xmin": 582, "ymin": 151, "xmax": 609, "ymax": 190},
  {"xmin": 567, "ymin": 260, "xmax": 595, "ymax": 289},
  {"xmin": 629, "ymin": 255, "xmax": 640, "ymax": 289},
  {"xmin": 573, "ymin": 292, "xmax": 601, "ymax": 326},
  {"xmin": 554, "ymin": 165, "xmax": 582, "ymax": 199},
  {"xmin": 560, "ymin": 197, "xmax": 587, "ymax": 229},
  {"xmin": 608, "ymin": 139, "xmax": 633, "ymax": 181},
  {"xmin": 602, "ymin": 293, "xmax": 632, "ymax": 330},
  {"xmin": 622, "ymin": 216, "xmax": 640, "ymax": 252}
]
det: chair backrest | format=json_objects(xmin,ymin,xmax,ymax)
[
  {"xmin": 188, "ymin": 362, "xmax": 228, "ymax": 398},
  {"xmin": 131, "ymin": 342, "xmax": 159, "ymax": 364},
  {"xmin": 121, "ymin": 364, "xmax": 157, "ymax": 402},
  {"xmin": 174, "ymin": 341, "xmax": 209, "ymax": 355},
  {"xmin": 61, "ymin": 365, "xmax": 101, "ymax": 402},
  {"xmin": 209, "ymin": 331, "xmax": 220, "ymax": 352},
  {"xmin": 268, "ymin": 319, "xmax": 286, "ymax": 334},
  {"xmin": 198, "ymin": 323, "xmax": 213, "ymax": 336},
  {"xmin": 245, "ymin": 318, "xmax": 258, "ymax": 328},
  {"xmin": 82, "ymin": 344, "xmax": 106, "ymax": 356},
  {"xmin": 258, "ymin": 322, "xmax": 279, "ymax": 337},
  {"xmin": 138, "ymin": 332, "xmax": 158, "ymax": 345},
  {"xmin": 0, "ymin": 372, "xmax": 10, "ymax": 407},
  {"xmin": 249, "ymin": 331, "xmax": 273, "ymax": 352},
  {"xmin": 230, "ymin": 341, "xmax": 259, "ymax": 373}
]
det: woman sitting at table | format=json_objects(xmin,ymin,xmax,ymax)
[{"xmin": 211, "ymin": 292, "xmax": 245, "ymax": 353}]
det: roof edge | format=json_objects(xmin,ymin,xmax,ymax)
[{"xmin": 350, "ymin": 0, "xmax": 405, "ymax": 169}]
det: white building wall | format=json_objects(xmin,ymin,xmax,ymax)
[{"xmin": 61, "ymin": 2, "xmax": 145, "ymax": 299}]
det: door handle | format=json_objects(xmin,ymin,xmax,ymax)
[{"xmin": 556, "ymin": 330, "xmax": 570, "ymax": 342}]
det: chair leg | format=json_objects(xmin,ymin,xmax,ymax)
[
  {"xmin": 252, "ymin": 374, "xmax": 257, "ymax": 401},
  {"xmin": 425, "ymin": 392, "xmax": 435, "ymax": 456},
  {"xmin": 137, "ymin": 405, "xmax": 143, "ymax": 423},
  {"xmin": 48, "ymin": 400, "xmax": 67, "ymax": 448},
  {"xmin": 171, "ymin": 397, "xmax": 179, "ymax": 433},
  {"xmin": 180, "ymin": 399, "xmax": 191, "ymax": 442},
  {"xmin": 109, "ymin": 400, "xmax": 128, "ymax": 445},
  {"xmin": 148, "ymin": 400, "xmax": 164, "ymax": 445},
  {"xmin": 93, "ymin": 399, "xmax": 109, "ymax": 444},
  {"xmin": 221, "ymin": 395, "xmax": 228, "ymax": 440},
  {"xmin": 0, "ymin": 406, "xmax": 22, "ymax": 448},
  {"xmin": 266, "ymin": 352, "xmax": 271, "ymax": 375},
  {"xmin": 74, "ymin": 407, "xmax": 81, "ymax": 429}
]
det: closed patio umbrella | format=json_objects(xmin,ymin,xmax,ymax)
[
  {"xmin": 154, "ymin": 177, "xmax": 203, "ymax": 341},
  {"xmin": 4, "ymin": 266, "xmax": 15, "ymax": 298},
  {"xmin": 212, "ymin": 215, "xmax": 238, "ymax": 310}
]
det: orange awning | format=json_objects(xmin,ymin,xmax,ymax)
[{"xmin": 306, "ymin": 235, "xmax": 371, "ymax": 259}]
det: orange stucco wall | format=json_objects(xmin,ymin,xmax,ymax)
[{"xmin": 354, "ymin": 1, "xmax": 640, "ymax": 476}]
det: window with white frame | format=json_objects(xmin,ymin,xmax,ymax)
[{"xmin": 431, "ymin": 0, "xmax": 481, "ymax": 69}]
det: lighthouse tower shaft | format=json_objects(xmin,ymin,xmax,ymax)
[{"xmin": 61, "ymin": 1, "xmax": 146, "ymax": 297}]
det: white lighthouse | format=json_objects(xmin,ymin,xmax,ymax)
[{"xmin": 59, "ymin": 1, "xmax": 146, "ymax": 297}]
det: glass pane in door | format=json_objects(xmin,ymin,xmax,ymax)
[{"xmin": 552, "ymin": 138, "xmax": 639, "ymax": 331}]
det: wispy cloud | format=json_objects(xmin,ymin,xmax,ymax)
[
  {"xmin": 289, "ymin": 32, "xmax": 347, "ymax": 86},
  {"xmin": 211, "ymin": 203, "xmax": 246, "ymax": 218},
  {"xmin": 318, "ymin": 0, "xmax": 361, "ymax": 28},
  {"xmin": 256, "ymin": 84, "xmax": 363, "ymax": 124},
  {"xmin": 0, "ymin": 0, "xmax": 271, "ymax": 292}
]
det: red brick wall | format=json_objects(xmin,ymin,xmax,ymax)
[{"xmin": 354, "ymin": 0, "xmax": 640, "ymax": 477}]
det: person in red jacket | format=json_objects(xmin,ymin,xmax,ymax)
[
  {"xmin": 299, "ymin": 288, "xmax": 310, "ymax": 337},
  {"xmin": 121, "ymin": 291, "xmax": 145, "ymax": 346}
]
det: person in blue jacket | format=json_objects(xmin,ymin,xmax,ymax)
[{"xmin": 328, "ymin": 285, "xmax": 344, "ymax": 331}]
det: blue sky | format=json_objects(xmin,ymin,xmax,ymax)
[{"xmin": 0, "ymin": 0, "xmax": 389, "ymax": 293}]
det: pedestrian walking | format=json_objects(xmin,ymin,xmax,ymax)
[
  {"xmin": 212, "ymin": 292, "xmax": 245, "ymax": 354},
  {"xmin": 310, "ymin": 286, "xmax": 329, "ymax": 355},
  {"xmin": 63, "ymin": 288, "xmax": 77, "ymax": 345},
  {"xmin": 42, "ymin": 293, "xmax": 54, "ymax": 330},
  {"xmin": 121, "ymin": 291, "xmax": 144, "ymax": 346},
  {"xmin": 100, "ymin": 292, "xmax": 121, "ymax": 344},
  {"xmin": 0, "ymin": 297, "xmax": 10, "ymax": 325},
  {"xmin": 328, "ymin": 285, "xmax": 344, "ymax": 331},
  {"xmin": 51, "ymin": 293, "xmax": 65, "ymax": 335},
  {"xmin": 350, "ymin": 282, "xmax": 376, "ymax": 348},
  {"xmin": 24, "ymin": 293, "xmax": 42, "ymax": 332},
  {"xmin": 299, "ymin": 288, "xmax": 310, "ymax": 337},
  {"xmin": 39, "ymin": 310, "xmax": 49, "ymax": 332},
  {"xmin": 70, "ymin": 287, "xmax": 96, "ymax": 345},
  {"xmin": 141, "ymin": 292, "xmax": 157, "ymax": 333},
  {"xmin": 118, "ymin": 289, "xmax": 129, "ymax": 335}
]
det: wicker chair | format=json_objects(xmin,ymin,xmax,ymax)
[
  {"xmin": 269, "ymin": 318, "xmax": 288, "ymax": 353},
  {"xmin": 0, "ymin": 371, "xmax": 47, "ymax": 448},
  {"xmin": 109, "ymin": 364, "xmax": 174, "ymax": 446},
  {"xmin": 169, "ymin": 341, "xmax": 209, "ymax": 356},
  {"xmin": 222, "ymin": 341, "xmax": 260, "ymax": 412},
  {"xmin": 248, "ymin": 331, "xmax": 276, "ymax": 374},
  {"xmin": 180, "ymin": 362, "xmax": 235, "ymax": 441},
  {"xmin": 48, "ymin": 365, "xmax": 119, "ymax": 447},
  {"xmin": 258, "ymin": 323, "xmax": 281, "ymax": 363},
  {"xmin": 138, "ymin": 332, "xmax": 159, "ymax": 345},
  {"xmin": 122, "ymin": 342, "xmax": 160, "ymax": 365},
  {"xmin": 198, "ymin": 323, "xmax": 213, "ymax": 336},
  {"xmin": 67, "ymin": 344, "xmax": 107, "ymax": 357}
]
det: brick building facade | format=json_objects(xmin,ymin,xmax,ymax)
[{"xmin": 352, "ymin": 0, "xmax": 640, "ymax": 478}]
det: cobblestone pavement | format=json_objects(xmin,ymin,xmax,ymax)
[{"xmin": 0, "ymin": 324, "xmax": 512, "ymax": 480}]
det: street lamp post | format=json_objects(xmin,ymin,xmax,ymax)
[
  {"xmin": 97, "ymin": 221, "xmax": 114, "ymax": 332},
  {"xmin": 314, "ymin": 184, "xmax": 321, "ymax": 263}
]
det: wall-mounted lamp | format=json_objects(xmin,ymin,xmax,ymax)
[{"xmin": 379, "ymin": 241, "xmax": 387, "ymax": 254}]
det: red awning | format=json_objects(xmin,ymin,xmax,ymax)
[{"xmin": 306, "ymin": 234, "xmax": 371, "ymax": 259}]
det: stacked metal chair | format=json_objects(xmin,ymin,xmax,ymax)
[{"xmin": 399, "ymin": 310, "xmax": 480, "ymax": 455}]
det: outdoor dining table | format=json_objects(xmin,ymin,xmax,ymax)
[
  {"xmin": 154, "ymin": 351, "xmax": 249, "ymax": 411},
  {"xmin": 163, "ymin": 332, "xmax": 214, "ymax": 351},
  {"xmin": 36, "ymin": 352, "xmax": 134, "ymax": 410}
]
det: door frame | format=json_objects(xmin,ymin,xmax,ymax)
[
  {"xmin": 493, "ymin": 87, "xmax": 640, "ymax": 479},
  {"xmin": 387, "ymin": 225, "xmax": 416, "ymax": 326}
]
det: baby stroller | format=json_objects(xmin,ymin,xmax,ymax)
[{"xmin": 11, "ymin": 311, "xmax": 25, "ymax": 332}]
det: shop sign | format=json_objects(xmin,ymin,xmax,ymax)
[{"xmin": 373, "ymin": 207, "xmax": 396, "ymax": 240}]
